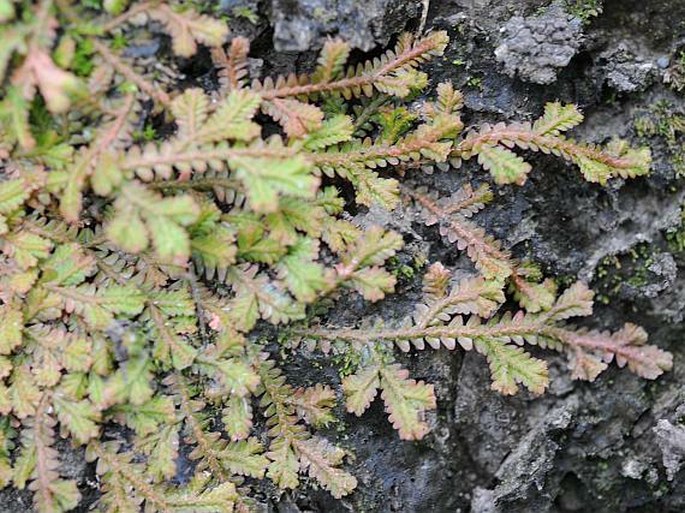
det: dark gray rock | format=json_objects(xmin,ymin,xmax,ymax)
[
  {"xmin": 269, "ymin": 0, "xmax": 424, "ymax": 51},
  {"xmin": 654, "ymin": 417, "xmax": 685, "ymax": 481},
  {"xmin": 494, "ymin": 3, "xmax": 583, "ymax": 84},
  {"xmin": 596, "ymin": 43, "xmax": 658, "ymax": 93}
]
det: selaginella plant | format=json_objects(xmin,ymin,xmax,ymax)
[{"xmin": 0, "ymin": 1, "xmax": 673, "ymax": 511}]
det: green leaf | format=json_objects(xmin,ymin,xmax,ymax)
[
  {"xmin": 277, "ymin": 238, "xmax": 327, "ymax": 302},
  {"xmin": 348, "ymin": 267, "xmax": 396, "ymax": 302},
  {"xmin": 379, "ymin": 363, "xmax": 436, "ymax": 440},
  {"xmin": 106, "ymin": 183, "xmax": 200, "ymax": 263},
  {"xmin": 198, "ymin": 89, "xmax": 261, "ymax": 142},
  {"xmin": 58, "ymin": 284, "xmax": 145, "ymax": 329},
  {"xmin": 136, "ymin": 424, "xmax": 179, "ymax": 482},
  {"xmin": 297, "ymin": 437, "xmax": 357, "ymax": 498},
  {"xmin": 0, "ymin": 305, "xmax": 23, "ymax": 355},
  {"xmin": 222, "ymin": 395, "xmax": 253, "ymax": 441},
  {"xmin": 106, "ymin": 204, "xmax": 148, "ymax": 253},
  {"xmin": 533, "ymin": 102, "xmax": 584, "ymax": 136},
  {"xmin": 0, "ymin": 24, "xmax": 27, "ymax": 83},
  {"xmin": 290, "ymin": 384, "xmax": 336, "ymax": 427},
  {"xmin": 199, "ymin": 357, "xmax": 259, "ymax": 397},
  {"xmin": 477, "ymin": 144, "xmax": 532, "ymax": 185},
  {"xmin": 2, "ymin": 232, "xmax": 52, "ymax": 269},
  {"xmin": 149, "ymin": 4, "xmax": 228, "ymax": 58},
  {"xmin": 344, "ymin": 226, "xmax": 403, "ymax": 268},
  {"xmin": 229, "ymin": 156, "xmax": 318, "ymax": 213},
  {"xmin": 266, "ymin": 440, "xmax": 300, "ymax": 489},
  {"xmin": 217, "ymin": 438, "xmax": 268, "ymax": 479},
  {"xmin": 40, "ymin": 243, "xmax": 95, "ymax": 286},
  {"xmin": 0, "ymin": 178, "xmax": 29, "ymax": 214},
  {"xmin": 0, "ymin": 86, "xmax": 34, "ymax": 149},
  {"xmin": 9, "ymin": 366, "xmax": 41, "ymax": 418},
  {"xmin": 170, "ymin": 87, "xmax": 209, "ymax": 141},
  {"xmin": 547, "ymin": 281, "xmax": 594, "ymax": 320},
  {"xmin": 115, "ymin": 396, "xmax": 176, "ymax": 436},
  {"xmin": 303, "ymin": 115, "xmax": 354, "ymax": 150},
  {"xmin": 312, "ymin": 39, "xmax": 350, "ymax": 83},
  {"xmin": 53, "ymin": 395, "xmax": 100, "ymax": 444},
  {"xmin": 34, "ymin": 478, "xmax": 81, "ymax": 513},
  {"xmin": 91, "ymin": 151, "xmax": 123, "ymax": 196},
  {"xmin": 511, "ymin": 277, "xmax": 557, "ymax": 313},
  {"xmin": 191, "ymin": 225, "xmax": 236, "ymax": 278},
  {"xmin": 475, "ymin": 338, "xmax": 549, "ymax": 395},
  {"xmin": 353, "ymin": 169, "xmax": 400, "ymax": 209},
  {"xmin": 342, "ymin": 364, "xmax": 380, "ymax": 416},
  {"xmin": 103, "ymin": 354, "xmax": 154, "ymax": 407}
]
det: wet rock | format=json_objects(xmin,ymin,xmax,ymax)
[
  {"xmin": 469, "ymin": 398, "xmax": 579, "ymax": 513},
  {"xmin": 269, "ymin": 0, "xmax": 423, "ymax": 51},
  {"xmin": 494, "ymin": 3, "xmax": 583, "ymax": 84}
]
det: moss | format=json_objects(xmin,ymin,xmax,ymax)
[
  {"xmin": 594, "ymin": 243, "xmax": 667, "ymax": 302},
  {"xmin": 564, "ymin": 0, "xmax": 604, "ymax": 22},
  {"xmin": 633, "ymin": 100, "xmax": 685, "ymax": 176},
  {"xmin": 665, "ymin": 49, "xmax": 685, "ymax": 92},
  {"xmin": 231, "ymin": 6, "xmax": 259, "ymax": 24},
  {"xmin": 466, "ymin": 75, "xmax": 484, "ymax": 90}
]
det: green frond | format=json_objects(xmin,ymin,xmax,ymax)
[
  {"xmin": 106, "ymin": 183, "xmax": 200, "ymax": 263},
  {"xmin": 229, "ymin": 155, "xmax": 318, "ymax": 213},
  {"xmin": 303, "ymin": 115, "xmax": 355, "ymax": 150},
  {"xmin": 0, "ymin": 305, "xmax": 22, "ymax": 355},
  {"xmin": 198, "ymin": 89, "xmax": 262, "ymax": 143},
  {"xmin": 312, "ymin": 39, "xmax": 351, "ymax": 83},
  {"xmin": 475, "ymin": 337, "xmax": 549, "ymax": 395},
  {"xmin": 533, "ymin": 102, "xmax": 584, "ymax": 136},
  {"xmin": 277, "ymin": 238, "xmax": 328, "ymax": 302},
  {"xmin": 136, "ymin": 424, "xmax": 179, "ymax": 483},
  {"xmin": 342, "ymin": 363, "xmax": 381, "ymax": 416},
  {"xmin": 297, "ymin": 437, "xmax": 358, "ymax": 498},
  {"xmin": 170, "ymin": 88, "xmax": 210, "ymax": 141},
  {"xmin": 0, "ymin": 178, "xmax": 30, "ymax": 216},
  {"xmin": 510, "ymin": 276, "xmax": 557, "ymax": 313},
  {"xmin": 477, "ymin": 144, "xmax": 532, "ymax": 185},
  {"xmin": 222, "ymin": 395, "xmax": 253, "ymax": 441},
  {"xmin": 379, "ymin": 363, "xmax": 436, "ymax": 440}
]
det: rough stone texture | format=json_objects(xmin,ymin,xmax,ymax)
[
  {"xmin": 494, "ymin": 3, "xmax": 583, "ymax": 84},
  {"xmin": 654, "ymin": 418, "xmax": 685, "ymax": 481},
  {"xmin": 268, "ymin": 0, "xmax": 424, "ymax": 51}
]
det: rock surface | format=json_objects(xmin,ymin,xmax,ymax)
[
  {"xmin": 268, "ymin": 0, "xmax": 424, "ymax": 51},
  {"xmin": 494, "ymin": 2, "xmax": 583, "ymax": 84}
]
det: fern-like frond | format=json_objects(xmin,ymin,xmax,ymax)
[
  {"xmin": 212, "ymin": 36, "xmax": 250, "ymax": 93},
  {"xmin": 15, "ymin": 396, "xmax": 81, "ymax": 513},
  {"xmin": 253, "ymin": 31, "xmax": 448, "ymax": 101},
  {"xmin": 146, "ymin": 4, "xmax": 228, "ymax": 58},
  {"xmin": 257, "ymin": 356, "xmax": 356, "ymax": 495},
  {"xmin": 342, "ymin": 348, "xmax": 436, "ymax": 440}
]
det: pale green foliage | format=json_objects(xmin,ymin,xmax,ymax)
[
  {"xmin": 343, "ymin": 352, "xmax": 436, "ymax": 440},
  {"xmin": 0, "ymin": 1, "xmax": 670, "ymax": 511}
]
